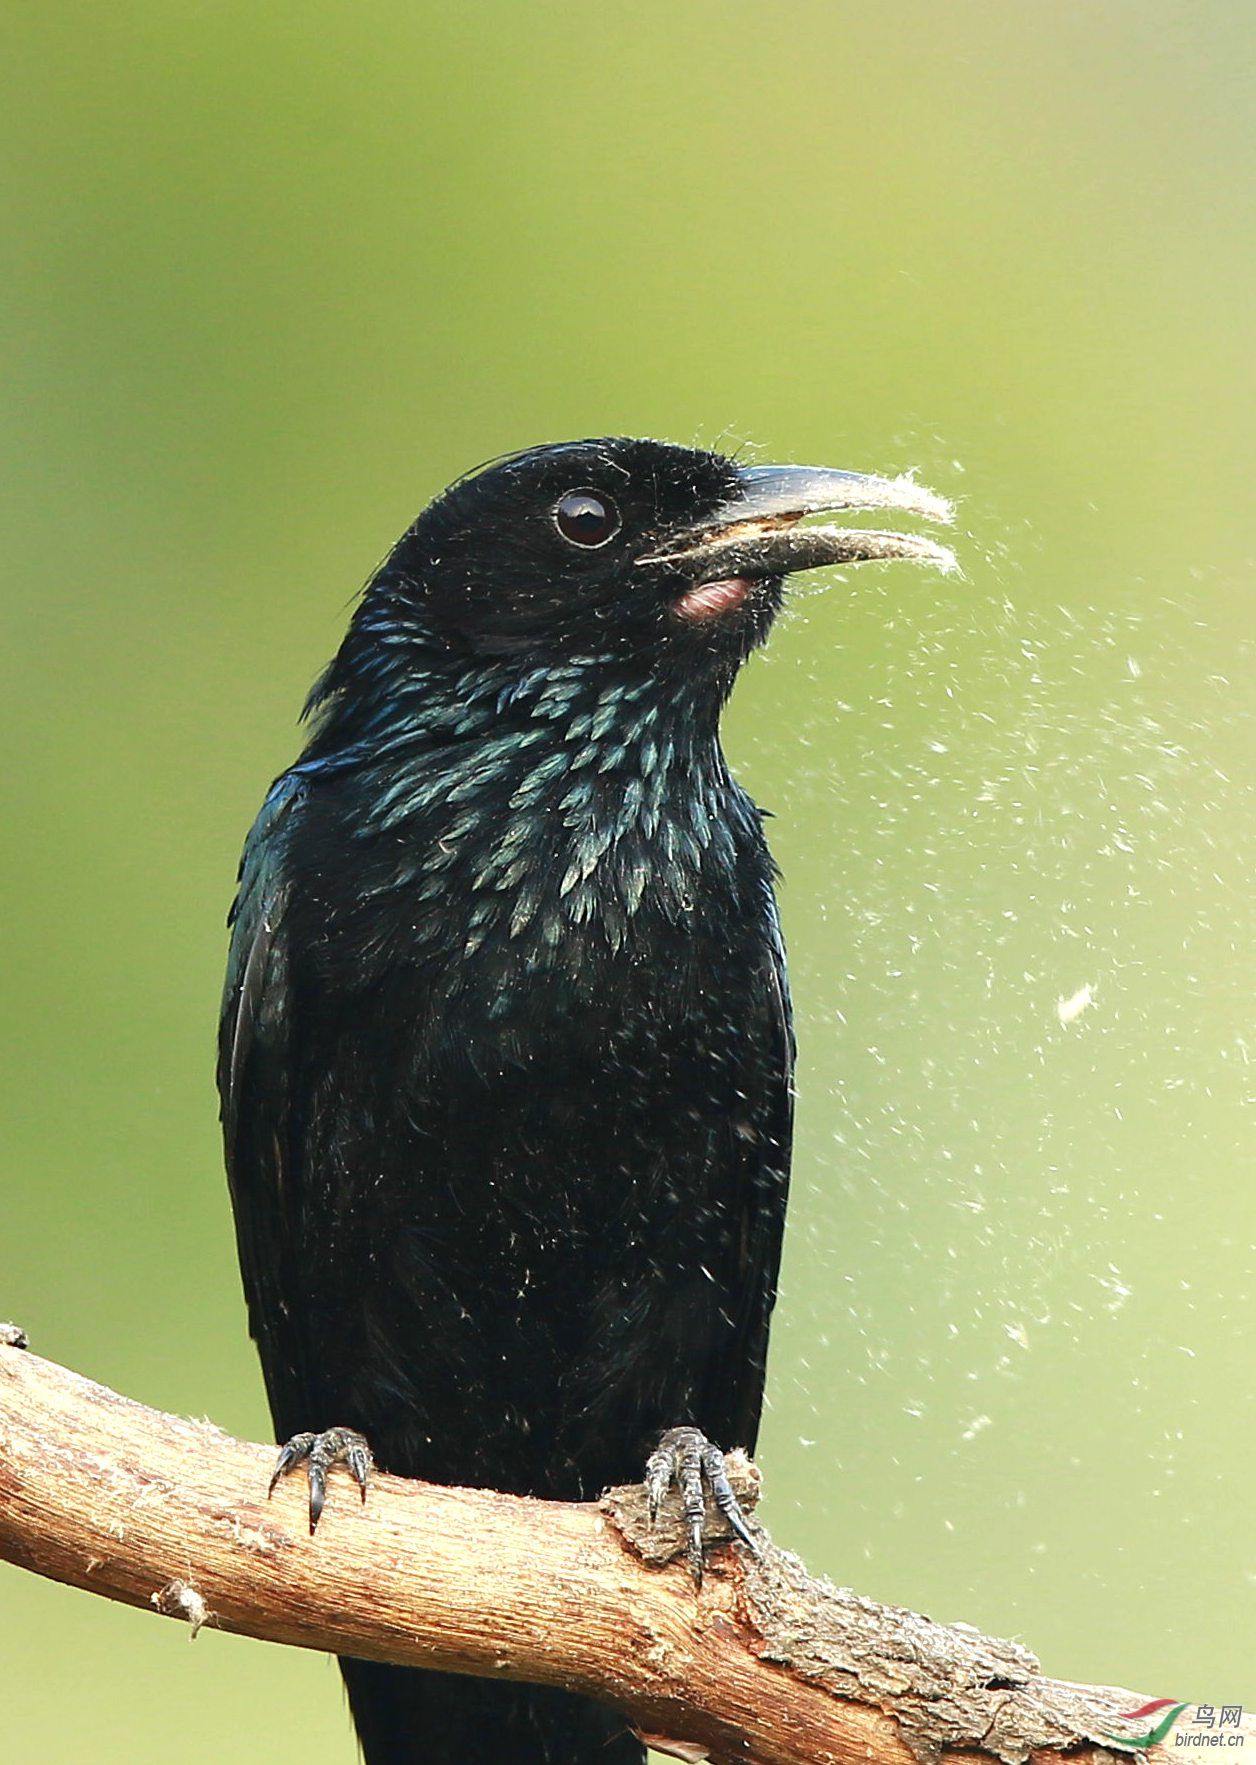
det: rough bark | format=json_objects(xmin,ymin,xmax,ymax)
[{"xmin": 0, "ymin": 1337, "xmax": 1232, "ymax": 1764}]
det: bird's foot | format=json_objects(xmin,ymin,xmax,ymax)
[
  {"xmin": 645, "ymin": 1425, "xmax": 760, "ymax": 1583},
  {"xmin": 0, "ymin": 1323, "xmax": 29, "ymax": 1349},
  {"xmin": 268, "ymin": 1426, "xmax": 373, "ymax": 1533}
]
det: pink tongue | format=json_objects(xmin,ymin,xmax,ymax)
[{"xmin": 673, "ymin": 576, "xmax": 752, "ymax": 623}]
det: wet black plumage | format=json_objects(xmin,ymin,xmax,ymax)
[{"xmin": 218, "ymin": 437, "xmax": 953, "ymax": 1763}]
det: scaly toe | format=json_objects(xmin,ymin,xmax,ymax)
[
  {"xmin": 268, "ymin": 1426, "xmax": 374, "ymax": 1532},
  {"xmin": 644, "ymin": 1424, "xmax": 759, "ymax": 1583}
]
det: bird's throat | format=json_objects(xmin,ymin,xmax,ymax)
[{"xmin": 315, "ymin": 655, "xmax": 740, "ymax": 983}]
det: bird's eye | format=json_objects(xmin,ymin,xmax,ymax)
[{"xmin": 553, "ymin": 490, "xmax": 621, "ymax": 548}]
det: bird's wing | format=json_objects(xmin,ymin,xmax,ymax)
[
  {"xmin": 706, "ymin": 878, "xmax": 796, "ymax": 1454},
  {"xmin": 217, "ymin": 773, "xmax": 308, "ymax": 1429}
]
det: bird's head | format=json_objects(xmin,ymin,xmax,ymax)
[
  {"xmin": 382, "ymin": 436, "xmax": 954, "ymax": 666},
  {"xmin": 320, "ymin": 437, "xmax": 956, "ymax": 724}
]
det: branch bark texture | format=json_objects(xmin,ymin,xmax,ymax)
[{"xmin": 0, "ymin": 1341, "xmax": 1230, "ymax": 1765}]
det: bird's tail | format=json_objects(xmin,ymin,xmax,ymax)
[{"xmin": 340, "ymin": 1659, "xmax": 646, "ymax": 1765}]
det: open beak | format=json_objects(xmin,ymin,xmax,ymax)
[{"xmin": 640, "ymin": 463, "xmax": 957, "ymax": 621}]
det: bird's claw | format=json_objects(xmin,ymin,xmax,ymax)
[
  {"xmin": 644, "ymin": 1425, "xmax": 760, "ymax": 1583},
  {"xmin": 268, "ymin": 1426, "xmax": 373, "ymax": 1533}
]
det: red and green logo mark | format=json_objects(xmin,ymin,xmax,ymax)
[{"xmin": 1103, "ymin": 1701, "xmax": 1190, "ymax": 1748}]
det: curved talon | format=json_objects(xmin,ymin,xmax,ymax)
[
  {"xmin": 268, "ymin": 1426, "xmax": 374, "ymax": 1533},
  {"xmin": 645, "ymin": 1425, "xmax": 760, "ymax": 1583},
  {"xmin": 699, "ymin": 1438, "xmax": 759, "ymax": 1553}
]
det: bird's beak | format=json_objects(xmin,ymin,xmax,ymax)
[{"xmin": 639, "ymin": 463, "xmax": 957, "ymax": 597}]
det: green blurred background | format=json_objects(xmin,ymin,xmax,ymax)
[{"xmin": 3, "ymin": 2, "xmax": 1253, "ymax": 1757}]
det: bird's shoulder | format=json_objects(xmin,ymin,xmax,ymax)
[{"xmin": 218, "ymin": 772, "xmax": 307, "ymax": 1132}]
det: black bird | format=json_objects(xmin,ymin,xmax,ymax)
[{"xmin": 218, "ymin": 437, "xmax": 953, "ymax": 1765}]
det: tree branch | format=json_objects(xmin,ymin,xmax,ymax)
[{"xmin": 0, "ymin": 1338, "xmax": 1230, "ymax": 1764}]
